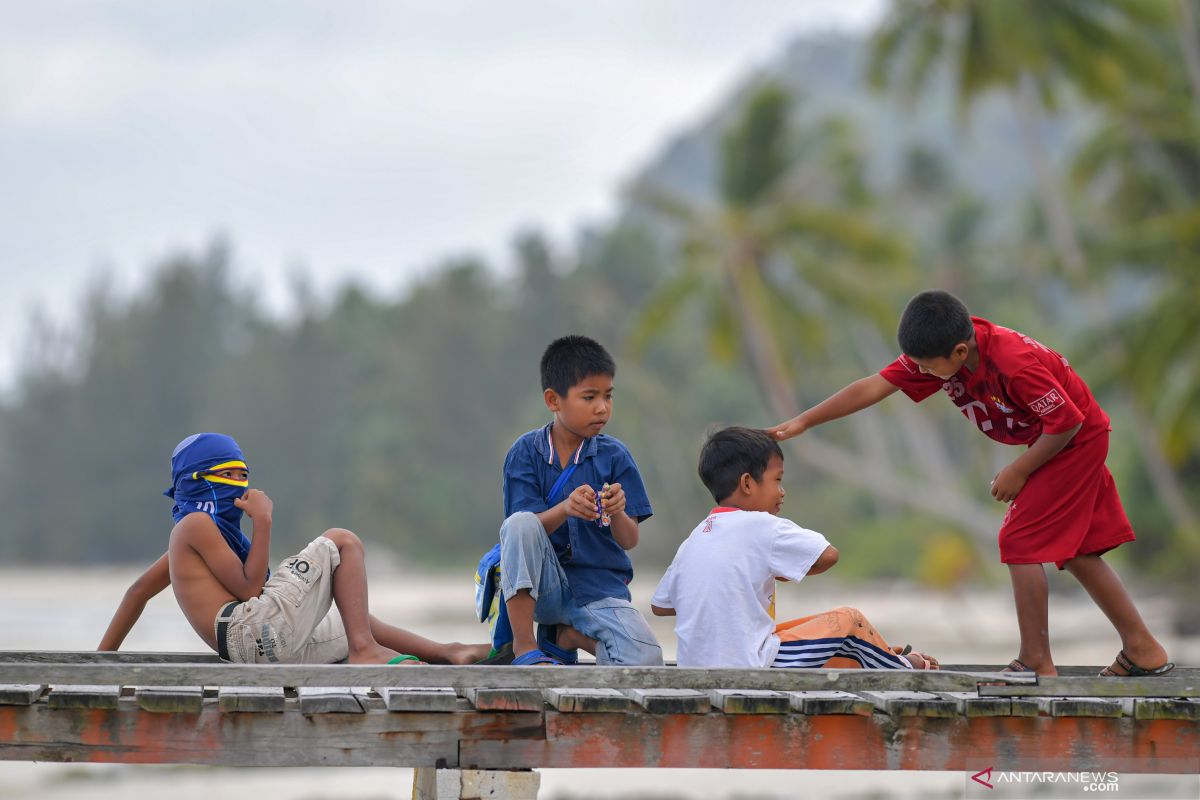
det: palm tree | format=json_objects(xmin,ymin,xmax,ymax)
[
  {"xmin": 868, "ymin": 0, "xmax": 1199, "ymax": 532},
  {"xmin": 630, "ymin": 83, "xmax": 1003, "ymax": 543}
]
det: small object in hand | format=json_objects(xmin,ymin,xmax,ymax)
[{"xmin": 598, "ymin": 483, "xmax": 612, "ymax": 527}]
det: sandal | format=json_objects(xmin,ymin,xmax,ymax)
[
  {"xmin": 1005, "ymin": 658, "xmax": 1035, "ymax": 673},
  {"xmin": 1099, "ymin": 649, "xmax": 1175, "ymax": 678},
  {"xmin": 511, "ymin": 648, "xmax": 563, "ymax": 666}
]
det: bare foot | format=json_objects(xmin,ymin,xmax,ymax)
[{"xmin": 444, "ymin": 642, "xmax": 493, "ymax": 665}]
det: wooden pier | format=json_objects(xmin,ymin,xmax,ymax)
[{"xmin": 1, "ymin": 652, "xmax": 1196, "ymax": 797}]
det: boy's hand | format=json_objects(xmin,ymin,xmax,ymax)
[
  {"xmin": 767, "ymin": 415, "xmax": 808, "ymax": 441},
  {"xmin": 990, "ymin": 464, "xmax": 1028, "ymax": 503},
  {"xmin": 234, "ymin": 489, "xmax": 274, "ymax": 520},
  {"xmin": 563, "ymin": 484, "xmax": 600, "ymax": 521},
  {"xmin": 599, "ymin": 483, "xmax": 626, "ymax": 518}
]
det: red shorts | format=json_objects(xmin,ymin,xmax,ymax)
[{"xmin": 998, "ymin": 431, "xmax": 1134, "ymax": 569}]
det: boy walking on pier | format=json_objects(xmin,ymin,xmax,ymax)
[{"xmin": 769, "ymin": 290, "xmax": 1172, "ymax": 677}]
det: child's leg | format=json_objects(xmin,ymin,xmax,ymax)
[
  {"xmin": 498, "ymin": 512, "xmax": 575, "ymax": 660},
  {"xmin": 367, "ymin": 615, "xmax": 490, "ymax": 665},
  {"xmin": 774, "ymin": 607, "xmax": 921, "ymax": 669},
  {"xmin": 1008, "ymin": 563, "xmax": 1056, "ymax": 676},
  {"xmin": 321, "ymin": 528, "xmax": 404, "ymax": 664},
  {"xmin": 1063, "ymin": 554, "xmax": 1169, "ymax": 672}
]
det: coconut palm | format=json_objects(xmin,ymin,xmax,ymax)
[
  {"xmin": 869, "ymin": 0, "xmax": 1199, "ymax": 532},
  {"xmin": 630, "ymin": 82, "xmax": 1003, "ymax": 542}
]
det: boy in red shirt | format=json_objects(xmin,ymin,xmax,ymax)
[{"xmin": 769, "ymin": 290, "xmax": 1173, "ymax": 677}]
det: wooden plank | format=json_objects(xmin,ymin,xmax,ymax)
[
  {"xmin": 788, "ymin": 690, "xmax": 874, "ymax": 716},
  {"xmin": 461, "ymin": 687, "xmax": 545, "ymax": 712},
  {"xmin": 708, "ymin": 689, "xmax": 789, "ymax": 714},
  {"xmin": 298, "ymin": 687, "xmax": 363, "ymax": 714},
  {"xmin": 978, "ymin": 675, "xmax": 1199, "ymax": 698},
  {"xmin": 623, "ymin": 688, "xmax": 709, "ymax": 714},
  {"xmin": 383, "ymin": 688, "xmax": 459, "ymax": 712},
  {"xmin": 859, "ymin": 691, "xmax": 957, "ymax": 717},
  {"xmin": 135, "ymin": 686, "xmax": 203, "ymax": 714},
  {"xmin": 937, "ymin": 691, "xmax": 1011, "ymax": 717},
  {"xmin": 543, "ymin": 688, "xmax": 633, "ymax": 713},
  {"xmin": 1, "ymin": 651, "xmax": 220, "ymax": 664},
  {"xmin": 218, "ymin": 686, "xmax": 284, "ymax": 713},
  {"xmin": 1038, "ymin": 696, "xmax": 1127, "ymax": 718},
  {"xmin": 47, "ymin": 685, "xmax": 121, "ymax": 710},
  {"xmin": 0, "ymin": 662, "xmax": 1034, "ymax": 691},
  {"xmin": 943, "ymin": 664, "xmax": 1200, "ymax": 680},
  {"xmin": 1134, "ymin": 698, "xmax": 1200, "ymax": 721},
  {"xmin": 0, "ymin": 685, "xmax": 45, "ymax": 706}
]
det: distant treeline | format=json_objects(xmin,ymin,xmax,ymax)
[{"xmin": 3, "ymin": 13, "xmax": 1198, "ymax": 603}]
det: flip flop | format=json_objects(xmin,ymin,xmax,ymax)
[
  {"xmin": 473, "ymin": 643, "xmax": 515, "ymax": 665},
  {"xmin": 1099, "ymin": 649, "xmax": 1175, "ymax": 678},
  {"xmin": 1004, "ymin": 658, "xmax": 1034, "ymax": 673},
  {"xmin": 537, "ymin": 624, "xmax": 579, "ymax": 665},
  {"xmin": 511, "ymin": 648, "xmax": 563, "ymax": 666},
  {"xmin": 387, "ymin": 654, "xmax": 420, "ymax": 665}
]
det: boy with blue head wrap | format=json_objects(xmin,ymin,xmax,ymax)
[{"xmin": 100, "ymin": 432, "xmax": 489, "ymax": 666}]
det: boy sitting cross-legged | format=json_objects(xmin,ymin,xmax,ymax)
[
  {"xmin": 99, "ymin": 432, "xmax": 489, "ymax": 666},
  {"xmin": 499, "ymin": 335, "xmax": 663, "ymax": 666},
  {"xmin": 652, "ymin": 426, "xmax": 937, "ymax": 670}
]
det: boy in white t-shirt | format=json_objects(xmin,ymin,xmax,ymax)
[{"xmin": 651, "ymin": 427, "xmax": 937, "ymax": 670}]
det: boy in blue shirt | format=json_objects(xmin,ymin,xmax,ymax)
[{"xmin": 499, "ymin": 335, "xmax": 663, "ymax": 666}]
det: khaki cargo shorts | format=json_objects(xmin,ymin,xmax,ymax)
[{"xmin": 214, "ymin": 535, "xmax": 349, "ymax": 664}]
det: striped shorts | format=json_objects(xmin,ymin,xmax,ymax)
[{"xmin": 771, "ymin": 606, "xmax": 911, "ymax": 669}]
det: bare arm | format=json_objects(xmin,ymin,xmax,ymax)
[
  {"xmin": 97, "ymin": 552, "xmax": 170, "ymax": 651},
  {"xmin": 990, "ymin": 424, "xmax": 1082, "ymax": 502},
  {"xmin": 179, "ymin": 490, "xmax": 273, "ymax": 600},
  {"xmin": 805, "ymin": 545, "xmax": 840, "ymax": 576},
  {"xmin": 768, "ymin": 374, "xmax": 899, "ymax": 441},
  {"xmin": 650, "ymin": 604, "xmax": 675, "ymax": 617}
]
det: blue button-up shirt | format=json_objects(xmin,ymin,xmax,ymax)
[{"xmin": 502, "ymin": 423, "xmax": 653, "ymax": 604}]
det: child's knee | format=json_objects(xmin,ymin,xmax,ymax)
[
  {"xmin": 500, "ymin": 512, "xmax": 545, "ymax": 546},
  {"xmin": 322, "ymin": 528, "xmax": 362, "ymax": 552}
]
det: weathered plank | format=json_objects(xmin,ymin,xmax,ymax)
[
  {"xmin": 788, "ymin": 690, "xmax": 874, "ymax": 716},
  {"xmin": 218, "ymin": 686, "xmax": 284, "ymax": 713},
  {"xmin": 135, "ymin": 686, "xmax": 203, "ymax": 714},
  {"xmin": 1036, "ymin": 696, "xmax": 1127, "ymax": 718},
  {"xmin": 708, "ymin": 689, "xmax": 790, "ymax": 714},
  {"xmin": 1134, "ymin": 698, "xmax": 1200, "ymax": 721},
  {"xmin": 623, "ymin": 688, "xmax": 709, "ymax": 714},
  {"xmin": 298, "ymin": 686, "xmax": 363, "ymax": 714},
  {"xmin": 937, "ymin": 691, "xmax": 1012, "ymax": 717},
  {"xmin": 461, "ymin": 687, "xmax": 545, "ymax": 712},
  {"xmin": 0, "ymin": 661, "xmax": 1034, "ymax": 691},
  {"xmin": 2, "ymin": 651, "xmax": 220, "ymax": 664},
  {"xmin": 384, "ymin": 688, "xmax": 460, "ymax": 712},
  {"xmin": 859, "ymin": 691, "xmax": 957, "ymax": 717},
  {"xmin": 48, "ymin": 685, "xmax": 121, "ymax": 710},
  {"xmin": 978, "ymin": 675, "xmax": 1198, "ymax": 698},
  {"xmin": 544, "ymin": 688, "xmax": 633, "ymax": 713},
  {"xmin": 0, "ymin": 684, "xmax": 45, "ymax": 706}
]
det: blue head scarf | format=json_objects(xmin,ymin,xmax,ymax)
[{"xmin": 165, "ymin": 433, "xmax": 253, "ymax": 564}]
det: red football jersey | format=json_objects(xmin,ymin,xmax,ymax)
[{"xmin": 879, "ymin": 317, "xmax": 1110, "ymax": 447}]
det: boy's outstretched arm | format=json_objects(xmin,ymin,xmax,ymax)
[
  {"xmin": 768, "ymin": 374, "xmax": 899, "ymax": 441},
  {"xmin": 98, "ymin": 552, "xmax": 170, "ymax": 651}
]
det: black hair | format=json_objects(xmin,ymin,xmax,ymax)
[
  {"xmin": 896, "ymin": 290, "xmax": 975, "ymax": 358},
  {"xmin": 698, "ymin": 426, "xmax": 783, "ymax": 504},
  {"xmin": 540, "ymin": 335, "xmax": 616, "ymax": 396}
]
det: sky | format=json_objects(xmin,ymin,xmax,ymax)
[{"xmin": 0, "ymin": 1, "xmax": 885, "ymax": 388}]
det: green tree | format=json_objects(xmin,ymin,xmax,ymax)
[{"xmin": 630, "ymin": 83, "xmax": 1004, "ymax": 544}]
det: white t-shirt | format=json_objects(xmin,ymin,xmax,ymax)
[{"xmin": 651, "ymin": 508, "xmax": 830, "ymax": 668}]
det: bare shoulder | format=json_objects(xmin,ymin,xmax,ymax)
[{"xmin": 169, "ymin": 513, "xmax": 219, "ymax": 550}]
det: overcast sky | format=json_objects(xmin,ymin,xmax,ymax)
[{"xmin": 0, "ymin": 1, "xmax": 884, "ymax": 387}]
